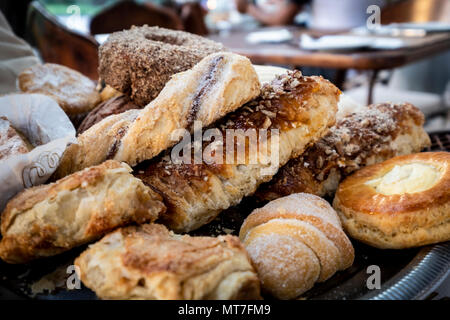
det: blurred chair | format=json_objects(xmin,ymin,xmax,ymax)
[
  {"xmin": 90, "ymin": 0, "xmax": 183, "ymax": 35},
  {"xmin": 345, "ymin": 84, "xmax": 442, "ymax": 115},
  {"xmin": 178, "ymin": 2, "xmax": 209, "ymax": 36},
  {"xmin": 26, "ymin": 1, "xmax": 99, "ymax": 80},
  {"xmin": 381, "ymin": 0, "xmax": 450, "ymax": 24}
]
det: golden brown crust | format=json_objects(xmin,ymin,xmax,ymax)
[
  {"xmin": 74, "ymin": 223, "xmax": 261, "ymax": 300},
  {"xmin": 239, "ymin": 193, "xmax": 354, "ymax": 299},
  {"xmin": 135, "ymin": 71, "xmax": 340, "ymax": 232},
  {"xmin": 18, "ymin": 63, "xmax": 101, "ymax": 116},
  {"xmin": 77, "ymin": 95, "xmax": 141, "ymax": 135},
  {"xmin": 51, "ymin": 109, "xmax": 141, "ymax": 180},
  {"xmin": 0, "ymin": 160, "xmax": 166, "ymax": 264},
  {"xmin": 256, "ymin": 103, "xmax": 431, "ymax": 200},
  {"xmin": 53, "ymin": 52, "xmax": 260, "ymax": 179},
  {"xmin": 333, "ymin": 152, "xmax": 450, "ymax": 249}
]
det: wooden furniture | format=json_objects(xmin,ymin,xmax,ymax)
[
  {"xmin": 381, "ymin": 0, "xmax": 450, "ymax": 24},
  {"xmin": 209, "ymin": 27, "xmax": 450, "ymax": 103},
  {"xmin": 26, "ymin": 1, "xmax": 99, "ymax": 80},
  {"xmin": 178, "ymin": 2, "xmax": 209, "ymax": 36},
  {"xmin": 89, "ymin": 0, "xmax": 183, "ymax": 35}
]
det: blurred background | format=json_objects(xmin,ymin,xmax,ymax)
[
  {"xmin": 0, "ymin": 0, "xmax": 449, "ymax": 131},
  {"xmin": 0, "ymin": 0, "xmax": 449, "ymax": 299}
]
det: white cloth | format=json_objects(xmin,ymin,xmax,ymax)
[{"xmin": 0, "ymin": 11, "xmax": 40, "ymax": 95}]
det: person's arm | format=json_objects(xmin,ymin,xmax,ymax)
[{"xmin": 247, "ymin": 1, "xmax": 301, "ymax": 26}]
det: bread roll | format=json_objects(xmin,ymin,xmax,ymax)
[
  {"xmin": 18, "ymin": 63, "xmax": 101, "ymax": 117},
  {"xmin": 256, "ymin": 102, "xmax": 431, "ymax": 200},
  {"xmin": 239, "ymin": 193, "xmax": 354, "ymax": 299}
]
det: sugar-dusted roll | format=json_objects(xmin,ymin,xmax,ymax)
[
  {"xmin": 53, "ymin": 52, "xmax": 260, "ymax": 178},
  {"xmin": 75, "ymin": 223, "xmax": 261, "ymax": 300},
  {"xmin": 239, "ymin": 193, "xmax": 354, "ymax": 300},
  {"xmin": 256, "ymin": 103, "xmax": 431, "ymax": 200},
  {"xmin": 333, "ymin": 152, "xmax": 450, "ymax": 249},
  {"xmin": 136, "ymin": 71, "xmax": 340, "ymax": 232},
  {"xmin": 0, "ymin": 161, "xmax": 165, "ymax": 264}
]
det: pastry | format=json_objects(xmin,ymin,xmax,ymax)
[
  {"xmin": 0, "ymin": 116, "xmax": 32, "ymax": 161},
  {"xmin": 53, "ymin": 52, "xmax": 260, "ymax": 178},
  {"xmin": 77, "ymin": 95, "xmax": 141, "ymax": 135},
  {"xmin": 99, "ymin": 25, "xmax": 226, "ymax": 105},
  {"xmin": 18, "ymin": 63, "xmax": 101, "ymax": 118},
  {"xmin": 239, "ymin": 193, "xmax": 354, "ymax": 299},
  {"xmin": 99, "ymin": 84, "xmax": 123, "ymax": 102},
  {"xmin": 256, "ymin": 103, "xmax": 431, "ymax": 201},
  {"xmin": 0, "ymin": 160, "xmax": 165, "ymax": 264},
  {"xmin": 253, "ymin": 65, "xmax": 288, "ymax": 84},
  {"xmin": 333, "ymin": 152, "xmax": 450, "ymax": 249},
  {"xmin": 136, "ymin": 71, "xmax": 340, "ymax": 232},
  {"xmin": 74, "ymin": 223, "xmax": 261, "ymax": 300}
]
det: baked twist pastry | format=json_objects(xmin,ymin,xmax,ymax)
[
  {"xmin": 53, "ymin": 52, "xmax": 260, "ymax": 179},
  {"xmin": 99, "ymin": 25, "xmax": 226, "ymax": 106},
  {"xmin": 256, "ymin": 103, "xmax": 431, "ymax": 201},
  {"xmin": 136, "ymin": 71, "xmax": 340, "ymax": 232},
  {"xmin": 0, "ymin": 116, "xmax": 32, "ymax": 161},
  {"xmin": 239, "ymin": 193, "xmax": 354, "ymax": 299},
  {"xmin": 75, "ymin": 223, "xmax": 261, "ymax": 300},
  {"xmin": 0, "ymin": 160, "xmax": 165, "ymax": 264},
  {"xmin": 333, "ymin": 152, "xmax": 450, "ymax": 249},
  {"xmin": 18, "ymin": 63, "xmax": 101, "ymax": 117},
  {"xmin": 77, "ymin": 95, "xmax": 141, "ymax": 135}
]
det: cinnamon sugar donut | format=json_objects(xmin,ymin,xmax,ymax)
[{"xmin": 99, "ymin": 25, "xmax": 226, "ymax": 106}]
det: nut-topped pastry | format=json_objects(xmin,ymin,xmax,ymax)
[
  {"xmin": 333, "ymin": 152, "xmax": 450, "ymax": 249},
  {"xmin": 256, "ymin": 103, "xmax": 430, "ymax": 200}
]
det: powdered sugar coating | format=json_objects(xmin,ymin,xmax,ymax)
[
  {"xmin": 239, "ymin": 193, "xmax": 355, "ymax": 299},
  {"xmin": 245, "ymin": 233, "xmax": 320, "ymax": 299}
]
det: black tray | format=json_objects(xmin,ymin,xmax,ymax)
[{"xmin": 1, "ymin": 131, "xmax": 449, "ymax": 300}]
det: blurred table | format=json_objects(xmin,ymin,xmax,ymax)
[{"xmin": 209, "ymin": 27, "xmax": 450, "ymax": 103}]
